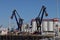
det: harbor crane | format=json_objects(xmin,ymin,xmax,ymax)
[
  {"xmin": 35, "ymin": 5, "xmax": 48, "ymax": 34},
  {"xmin": 11, "ymin": 9, "xmax": 23, "ymax": 32}
]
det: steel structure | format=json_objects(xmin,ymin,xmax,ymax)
[
  {"xmin": 35, "ymin": 5, "xmax": 48, "ymax": 34},
  {"xmin": 11, "ymin": 9, "xmax": 23, "ymax": 32}
]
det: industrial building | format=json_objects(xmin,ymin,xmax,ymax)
[
  {"xmin": 21, "ymin": 18, "xmax": 60, "ymax": 35},
  {"xmin": 0, "ymin": 27, "xmax": 8, "ymax": 35}
]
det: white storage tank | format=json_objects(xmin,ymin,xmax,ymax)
[
  {"xmin": 21, "ymin": 24, "xmax": 26, "ymax": 32},
  {"xmin": 31, "ymin": 19, "xmax": 37, "ymax": 33},
  {"xmin": 58, "ymin": 21, "xmax": 60, "ymax": 36},
  {"xmin": 28, "ymin": 23, "xmax": 32, "ymax": 33},
  {"xmin": 53, "ymin": 18, "xmax": 59, "ymax": 31},
  {"xmin": 53, "ymin": 18, "xmax": 59, "ymax": 27},
  {"xmin": 53, "ymin": 18, "xmax": 59, "ymax": 35},
  {"xmin": 48, "ymin": 19, "xmax": 54, "ymax": 31},
  {"xmin": 42, "ymin": 19, "xmax": 48, "ymax": 32},
  {"xmin": 58, "ymin": 21, "xmax": 60, "ymax": 32},
  {"xmin": 22, "ymin": 24, "xmax": 29, "ymax": 32}
]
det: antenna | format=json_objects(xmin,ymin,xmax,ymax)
[{"xmin": 56, "ymin": 0, "xmax": 59, "ymax": 18}]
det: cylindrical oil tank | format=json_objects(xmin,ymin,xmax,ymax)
[
  {"xmin": 53, "ymin": 18, "xmax": 59, "ymax": 27},
  {"xmin": 53, "ymin": 18, "xmax": 59, "ymax": 31},
  {"xmin": 21, "ymin": 24, "xmax": 27, "ymax": 32},
  {"xmin": 58, "ymin": 21, "xmax": 60, "ymax": 30},
  {"xmin": 31, "ymin": 19, "xmax": 37, "ymax": 33},
  {"xmin": 48, "ymin": 19, "xmax": 54, "ymax": 31},
  {"xmin": 42, "ymin": 19, "xmax": 48, "ymax": 31},
  {"xmin": 53, "ymin": 18, "xmax": 59, "ymax": 35},
  {"xmin": 28, "ymin": 23, "xmax": 32, "ymax": 33},
  {"xmin": 22, "ymin": 23, "xmax": 30, "ymax": 32}
]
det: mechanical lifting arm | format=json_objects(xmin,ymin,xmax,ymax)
[
  {"xmin": 35, "ymin": 5, "xmax": 48, "ymax": 34},
  {"xmin": 11, "ymin": 9, "xmax": 23, "ymax": 31}
]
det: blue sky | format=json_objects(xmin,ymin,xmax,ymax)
[{"xmin": 0, "ymin": 0, "xmax": 60, "ymax": 28}]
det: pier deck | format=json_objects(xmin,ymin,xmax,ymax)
[{"xmin": 0, "ymin": 34, "xmax": 55, "ymax": 40}]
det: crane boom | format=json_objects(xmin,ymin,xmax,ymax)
[
  {"xmin": 11, "ymin": 9, "xmax": 23, "ymax": 31},
  {"xmin": 35, "ymin": 5, "xmax": 48, "ymax": 34}
]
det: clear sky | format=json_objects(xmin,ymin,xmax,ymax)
[{"xmin": 0, "ymin": 0, "xmax": 60, "ymax": 28}]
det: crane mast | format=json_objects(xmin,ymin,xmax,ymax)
[
  {"xmin": 11, "ymin": 9, "xmax": 23, "ymax": 32},
  {"xmin": 35, "ymin": 5, "xmax": 48, "ymax": 34}
]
